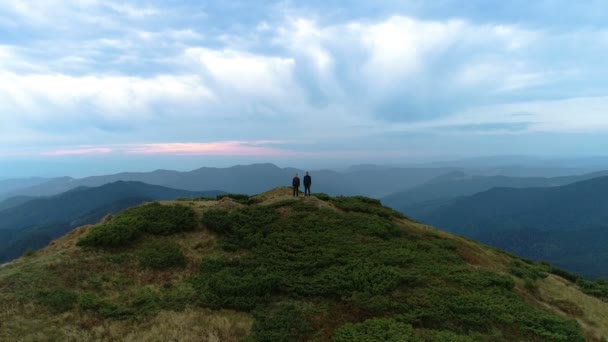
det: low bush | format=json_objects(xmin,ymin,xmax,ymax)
[
  {"xmin": 201, "ymin": 209, "xmax": 233, "ymax": 234},
  {"xmin": 78, "ymin": 203, "xmax": 197, "ymax": 248},
  {"xmin": 189, "ymin": 201, "xmax": 585, "ymax": 340},
  {"xmin": 250, "ymin": 304, "xmax": 312, "ymax": 342},
  {"xmin": 550, "ymin": 267, "xmax": 582, "ymax": 283},
  {"xmin": 333, "ymin": 318, "xmax": 416, "ymax": 342},
  {"xmin": 36, "ymin": 288, "xmax": 78, "ymax": 312},
  {"xmin": 80, "ymin": 293, "xmax": 133, "ymax": 319},
  {"xmin": 418, "ymin": 330, "xmax": 475, "ymax": 342},
  {"xmin": 77, "ymin": 219, "xmax": 141, "ymax": 247},
  {"xmin": 312, "ymin": 193, "xmax": 331, "ymax": 201},
  {"xmin": 22, "ymin": 248, "xmax": 36, "ymax": 257},
  {"xmin": 332, "ymin": 196, "xmax": 404, "ymax": 219},
  {"xmin": 129, "ymin": 288, "xmax": 162, "ymax": 316},
  {"xmin": 577, "ymin": 278, "xmax": 608, "ymax": 301},
  {"xmin": 138, "ymin": 241, "xmax": 186, "ymax": 269},
  {"xmin": 509, "ymin": 260, "xmax": 547, "ymax": 282}
]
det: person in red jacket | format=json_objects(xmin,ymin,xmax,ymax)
[{"xmin": 292, "ymin": 173, "xmax": 301, "ymax": 197}]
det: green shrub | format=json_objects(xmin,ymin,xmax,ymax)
[
  {"xmin": 193, "ymin": 265, "xmax": 279, "ymax": 310},
  {"xmin": 333, "ymin": 318, "xmax": 416, "ymax": 342},
  {"xmin": 201, "ymin": 205, "xmax": 280, "ymax": 250},
  {"xmin": 78, "ymin": 219, "xmax": 141, "ymax": 247},
  {"xmin": 201, "ymin": 209, "xmax": 232, "ymax": 234},
  {"xmin": 418, "ymin": 330, "xmax": 475, "ymax": 342},
  {"xmin": 36, "ymin": 288, "xmax": 78, "ymax": 312},
  {"xmin": 161, "ymin": 282, "xmax": 197, "ymax": 311},
  {"xmin": 80, "ymin": 293, "xmax": 133, "ymax": 319},
  {"xmin": 188, "ymin": 199, "xmax": 585, "ymax": 340},
  {"xmin": 550, "ymin": 267, "xmax": 582, "ymax": 283},
  {"xmin": 129, "ymin": 288, "xmax": 161, "ymax": 316},
  {"xmin": 312, "ymin": 193, "xmax": 331, "ymax": 201},
  {"xmin": 577, "ymin": 278, "xmax": 608, "ymax": 301},
  {"xmin": 509, "ymin": 260, "xmax": 547, "ymax": 282},
  {"xmin": 250, "ymin": 304, "xmax": 312, "ymax": 342},
  {"xmin": 78, "ymin": 203, "xmax": 197, "ymax": 248},
  {"xmin": 135, "ymin": 203, "xmax": 197, "ymax": 235},
  {"xmin": 22, "ymin": 248, "xmax": 36, "ymax": 257},
  {"xmin": 332, "ymin": 196, "xmax": 404, "ymax": 219},
  {"xmin": 138, "ymin": 241, "xmax": 186, "ymax": 269}
]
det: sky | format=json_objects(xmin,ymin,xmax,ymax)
[{"xmin": 2, "ymin": 0, "xmax": 608, "ymax": 177}]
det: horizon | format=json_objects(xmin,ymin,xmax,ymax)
[
  {"xmin": 3, "ymin": 1, "xmax": 608, "ymax": 177},
  {"xmin": 4, "ymin": 154, "xmax": 608, "ymax": 180}
]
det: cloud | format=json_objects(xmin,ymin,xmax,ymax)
[
  {"xmin": 0, "ymin": 72, "xmax": 214, "ymax": 131},
  {"xmin": 184, "ymin": 48, "xmax": 297, "ymax": 99},
  {"xmin": 42, "ymin": 147, "xmax": 113, "ymax": 156},
  {"xmin": 3, "ymin": 0, "xmax": 608, "ymax": 162},
  {"xmin": 125, "ymin": 141, "xmax": 290, "ymax": 156},
  {"xmin": 439, "ymin": 122, "xmax": 532, "ymax": 133}
]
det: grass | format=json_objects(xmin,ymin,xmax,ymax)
[{"xmin": 0, "ymin": 188, "xmax": 605, "ymax": 341}]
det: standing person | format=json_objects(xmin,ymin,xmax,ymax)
[
  {"xmin": 292, "ymin": 173, "xmax": 301, "ymax": 197},
  {"xmin": 303, "ymin": 171, "xmax": 312, "ymax": 196}
]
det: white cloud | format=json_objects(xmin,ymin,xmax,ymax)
[
  {"xmin": 3, "ymin": 0, "xmax": 608, "ymax": 157},
  {"xmin": 105, "ymin": 3, "xmax": 159, "ymax": 18},
  {"xmin": 0, "ymin": 72, "xmax": 214, "ymax": 125},
  {"xmin": 184, "ymin": 47, "xmax": 298, "ymax": 100}
]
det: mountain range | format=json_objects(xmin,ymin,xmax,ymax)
[
  {"xmin": 407, "ymin": 176, "xmax": 608, "ymax": 279},
  {"xmin": 381, "ymin": 170, "xmax": 608, "ymax": 212},
  {"xmin": 0, "ymin": 163, "xmax": 457, "ymax": 200}
]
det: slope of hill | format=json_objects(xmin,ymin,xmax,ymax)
[
  {"xmin": 0, "ymin": 181, "xmax": 224, "ymax": 263},
  {"xmin": 409, "ymin": 176, "xmax": 608, "ymax": 279},
  {"xmin": 3, "ymin": 163, "xmax": 456, "ymax": 199},
  {"xmin": 382, "ymin": 170, "xmax": 608, "ymax": 212},
  {"xmin": 0, "ymin": 188, "xmax": 606, "ymax": 341}
]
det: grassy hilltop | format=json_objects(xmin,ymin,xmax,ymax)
[{"xmin": 0, "ymin": 187, "xmax": 607, "ymax": 341}]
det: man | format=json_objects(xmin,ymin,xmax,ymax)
[
  {"xmin": 292, "ymin": 173, "xmax": 301, "ymax": 197},
  {"xmin": 303, "ymin": 171, "xmax": 312, "ymax": 196}
]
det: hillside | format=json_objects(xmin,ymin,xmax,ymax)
[
  {"xmin": 0, "ymin": 188, "xmax": 606, "ymax": 341},
  {"xmin": 0, "ymin": 181, "xmax": 224, "ymax": 263},
  {"xmin": 409, "ymin": 176, "xmax": 608, "ymax": 279},
  {"xmin": 381, "ymin": 170, "xmax": 608, "ymax": 212},
  {"xmin": 2, "ymin": 163, "xmax": 456, "ymax": 199}
]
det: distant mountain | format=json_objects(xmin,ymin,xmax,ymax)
[
  {"xmin": 0, "ymin": 195, "xmax": 38, "ymax": 211},
  {"xmin": 0, "ymin": 181, "xmax": 224, "ymax": 262},
  {"xmin": 414, "ymin": 155, "xmax": 607, "ymax": 177},
  {"xmin": 382, "ymin": 170, "xmax": 608, "ymax": 211},
  {"xmin": 0, "ymin": 177, "xmax": 49, "ymax": 196},
  {"xmin": 409, "ymin": 176, "xmax": 608, "ymax": 279},
  {"xmin": 3, "ymin": 163, "xmax": 456, "ymax": 199}
]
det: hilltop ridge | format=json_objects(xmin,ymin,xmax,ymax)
[{"xmin": 0, "ymin": 187, "xmax": 607, "ymax": 341}]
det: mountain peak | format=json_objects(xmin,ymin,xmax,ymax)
[{"xmin": 1, "ymin": 189, "xmax": 606, "ymax": 340}]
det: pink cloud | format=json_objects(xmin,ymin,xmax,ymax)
[
  {"xmin": 42, "ymin": 147, "xmax": 113, "ymax": 156},
  {"xmin": 125, "ymin": 141, "xmax": 290, "ymax": 156}
]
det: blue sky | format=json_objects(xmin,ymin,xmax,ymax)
[{"xmin": 1, "ymin": 0, "xmax": 608, "ymax": 177}]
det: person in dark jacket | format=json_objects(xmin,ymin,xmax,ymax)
[
  {"xmin": 292, "ymin": 173, "xmax": 301, "ymax": 197},
  {"xmin": 303, "ymin": 171, "xmax": 312, "ymax": 196}
]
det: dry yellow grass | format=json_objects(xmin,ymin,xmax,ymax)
[
  {"xmin": 538, "ymin": 275, "xmax": 608, "ymax": 341},
  {"xmin": 0, "ymin": 300, "xmax": 252, "ymax": 342}
]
